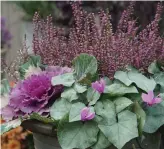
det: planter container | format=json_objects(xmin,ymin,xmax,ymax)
[{"xmin": 22, "ymin": 120, "xmax": 164, "ymax": 149}]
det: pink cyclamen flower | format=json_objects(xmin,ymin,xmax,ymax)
[
  {"xmin": 80, "ymin": 107, "xmax": 95, "ymax": 121},
  {"xmin": 91, "ymin": 78, "xmax": 106, "ymax": 93},
  {"xmin": 142, "ymin": 90, "xmax": 162, "ymax": 106}
]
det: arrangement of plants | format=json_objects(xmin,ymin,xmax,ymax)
[{"xmin": 1, "ymin": 2, "xmax": 164, "ymax": 149}]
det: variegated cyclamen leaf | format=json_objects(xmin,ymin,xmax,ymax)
[
  {"xmin": 91, "ymin": 131, "xmax": 111, "ymax": 149},
  {"xmin": 143, "ymin": 101, "xmax": 164, "ymax": 133},
  {"xmin": 50, "ymin": 98, "xmax": 72, "ymax": 120},
  {"xmin": 114, "ymin": 97, "xmax": 133, "ymax": 113},
  {"xmin": 58, "ymin": 120, "xmax": 99, "ymax": 149},
  {"xmin": 104, "ymin": 83, "xmax": 138, "ymax": 96},
  {"xmin": 73, "ymin": 83, "xmax": 87, "ymax": 93},
  {"xmin": 148, "ymin": 61, "xmax": 160, "ymax": 74},
  {"xmin": 72, "ymin": 53, "xmax": 97, "ymax": 81},
  {"xmin": 87, "ymin": 87, "xmax": 100, "ymax": 106},
  {"xmin": 51, "ymin": 73, "xmax": 75, "ymax": 87},
  {"xmin": 69, "ymin": 102, "xmax": 86, "ymax": 122},
  {"xmin": 114, "ymin": 70, "xmax": 156, "ymax": 92},
  {"xmin": 95, "ymin": 99, "xmax": 138, "ymax": 149},
  {"xmin": 61, "ymin": 88, "xmax": 78, "ymax": 102},
  {"xmin": 133, "ymin": 101, "xmax": 146, "ymax": 136}
]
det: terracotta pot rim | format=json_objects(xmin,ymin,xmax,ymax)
[{"xmin": 21, "ymin": 119, "xmax": 57, "ymax": 137}]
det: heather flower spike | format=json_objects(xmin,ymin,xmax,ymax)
[
  {"xmin": 142, "ymin": 90, "xmax": 162, "ymax": 106},
  {"xmin": 91, "ymin": 78, "xmax": 106, "ymax": 94},
  {"xmin": 80, "ymin": 107, "xmax": 95, "ymax": 121}
]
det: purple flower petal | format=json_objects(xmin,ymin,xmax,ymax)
[
  {"xmin": 142, "ymin": 93, "xmax": 150, "ymax": 103},
  {"xmin": 154, "ymin": 97, "xmax": 162, "ymax": 104},
  {"xmin": 81, "ymin": 107, "xmax": 89, "ymax": 121},
  {"xmin": 86, "ymin": 112, "xmax": 95, "ymax": 120},
  {"xmin": 91, "ymin": 78, "xmax": 106, "ymax": 93},
  {"xmin": 148, "ymin": 91, "xmax": 154, "ymax": 100},
  {"xmin": 142, "ymin": 90, "xmax": 162, "ymax": 106}
]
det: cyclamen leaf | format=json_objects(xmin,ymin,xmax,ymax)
[
  {"xmin": 69, "ymin": 102, "xmax": 86, "ymax": 122},
  {"xmin": 72, "ymin": 53, "xmax": 97, "ymax": 81},
  {"xmin": 50, "ymin": 98, "xmax": 72, "ymax": 120},
  {"xmin": 61, "ymin": 88, "xmax": 78, "ymax": 102},
  {"xmin": 1, "ymin": 119, "xmax": 21, "ymax": 135},
  {"xmin": 154, "ymin": 72, "xmax": 164, "ymax": 92},
  {"xmin": 148, "ymin": 61, "xmax": 160, "ymax": 74},
  {"xmin": 133, "ymin": 102, "xmax": 146, "ymax": 136},
  {"xmin": 103, "ymin": 77, "xmax": 112, "ymax": 85},
  {"xmin": 114, "ymin": 71, "xmax": 132, "ymax": 86},
  {"xmin": 114, "ymin": 71, "xmax": 156, "ymax": 92},
  {"xmin": 95, "ymin": 99, "xmax": 138, "ymax": 149},
  {"xmin": 87, "ymin": 87, "xmax": 101, "ymax": 106},
  {"xmin": 114, "ymin": 97, "xmax": 133, "ymax": 113},
  {"xmin": 58, "ymin": 121, "xmax": 99, "ymax": 149},
  {"xmin": 143, "ymin": 101, "xmax": 164, "ymax": 133},
  {"xmin": 128, "ymin": 71, "xmax": 156, "ymax": 92},
  {"xmin": 51, "ymin": 73, "xmax": 75, "ymax": 87},
  {"xmin": 73, "ymin": 83, "xmax": 87, "ymax": 93},
  {"xmin": 91, "ymin": 131, "xmax": 111, "ymax": 149},
  {"xmin": 104, "ymin": 83, "xmax": 138, "ymax": 96}
]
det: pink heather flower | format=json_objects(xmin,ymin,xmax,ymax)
[
  {"xmin": 142, "ymin": 90, "xmax": 162, "ymax": 106},
  {"xmin": 91, "ymin": 78, "xmax": 106, "ymax": 94},
  {"xmin": 80, "ymin": 107, "xmax": 95, "ymax": 121}
]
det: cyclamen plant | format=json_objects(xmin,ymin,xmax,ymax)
[{"xmin": 0, "ymin": 2, "xmax": 164, "ymax": 149}]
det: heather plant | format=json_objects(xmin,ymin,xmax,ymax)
[{"xmin": 32, "ymin": 2, "xmax": 164, "ymax": 78}]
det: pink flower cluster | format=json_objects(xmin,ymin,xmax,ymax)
[{"xmin": 32, "ymin": 2, "xmax": 164, "ymax": 78}]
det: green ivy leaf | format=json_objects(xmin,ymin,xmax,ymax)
[
  {"xmin": 19, "ymin": 55, "xmax": 41, "ymax": 79},
  {"xmin": 73, "ymin": 83, "xmax": 87, "ymax": 93},
  {"xmin": 114, "ymin": 71, "xmax": 156, "ymax": 92},
  {"xmin": 51, "ymin": 73, "xmax": 75, "ymax": 87},
  {"xmin": 72, "ymin": 53, "xmax": 97, "ymax": 81},
  {"xmin": 50, "ymin": 98, "xmax": 72, "ymax": 120},
  {"xmin": 58, "ymin": 121, "xmax": 99, "ymax": 149},
  {"xmin": 114, "ymin": 97, "xmax": 133, "ymax": 113},
  {"xmin": 61, "ymin": 88, "xmax": 78, "ymax": 102},
  {"xmin": 95, "ymin": 99, "xmax": 138, "ymax": 149},
  {"xmin": 69, "ymin": 102, "xmax": 86, "ymax": 122},
  {"xmin": 104, "ymin": 83, "xmax": 138, "ymax": 96},
  {"xmin": 148, "ymin": 61, "xmax": 160, "ymax": 74},
  {"xmin": 91, "ymin": 131, "xmax": 111, "ymax": 149},
  {"xmin": 143, "ymin": 101, "xmax": 164, "ymax": 133},
  {"xmin": 87, "ymin": 87, "xmax": 101, "ymax": 106},
  {"xmin": 132, "ymin": 101, "xmax": 146, "ymax": 136},
  {"xmin": 1, "ymin": 119, "xmax": 21, "ymax": 135}
]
